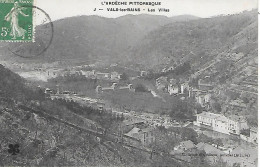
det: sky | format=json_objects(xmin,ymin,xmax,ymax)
[{"xmin": 37, "ymin": 0, "xmax": 258, "ymax": 21}]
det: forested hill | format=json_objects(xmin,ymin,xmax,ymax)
[
  {"xmin": 129, "ymin": 10, "xmax": 257, "ymax": 68},
  {"xmin": 0, "ymin": 64, "xmax": 40, "ymax": 101},
  {"xmin": 0, "ymin": 14, "xmax": 199, "ymax": 65}
]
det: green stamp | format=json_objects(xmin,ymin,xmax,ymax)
[{"xmin": 0, "ymin": 0, "xmax": 34, "ymax": 42}]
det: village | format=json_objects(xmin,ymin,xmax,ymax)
[
  {"xmin": 2, "ymin": 48, "xmax": 257, "ymax": 167},
  {"xmin": 32, "ymin": 60, "xmax": 257, "ymax": 167}
]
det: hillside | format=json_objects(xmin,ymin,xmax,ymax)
[
  {"xmin": 129, "ymin": 10, "xmax": 257, "ymax": 68},
  {"xmin": 0, "ymin": 14, "xmax": 199, "ymax": 66},
  {"xmin": 0, "ymin": 64, "xmax": 42, "ymax": 101},
  {"xmin": 0, "ymin": 11, "xmax": 256, "ymax": 69},
  {"xmin": 0, "ymin": 65, "xmax": 185, "ymax": 166}
]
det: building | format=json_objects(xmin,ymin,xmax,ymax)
[
  {"xmin": 122, "ymin": 118, "xmax": 146, "ymax": 133},
  {"xmin": 156, "ymin": 76, "xmax": 168, "ymax": 91},
  {"xmin": 81, "ymin": 70, "xmax": 96, "ymax": 78},
  {"xmin": 98, "ymin": 84, "xmax": 134, "ymax": 93},
  {"xmin": 123, "ymin": 127, "xmax": 155, "ymax": 147},
  {"xmin": 195, "ymin": 112, "xmax": 249, "ymax": 135},
  {"xmin": 180, "ymin": 82, "xmax": 189, "ymax": 94},
  {"xmin": 189, "ymin": 88, "xmax": 203, "ymax": 98},
  {"xmin": 195, "ymin": 92, "xmax": 211, "ymax": 107},
  {"xmin": 111, "ymin": 71, "xmax": 121, "ymax": 80},
  {"xmin": 173, "ymin": 140, "xmax": 196, "ymax": 151},
  {"xmin": 229, "ymin": 99, "xmax": 247, "ymax": 110},
  {"xmin": 96, "ymin": 72, "xmax": 111, "ymax": 80},
  {"xmin": 249, "ymin": 127, "xmax": 258, "ymax": 144},
  {"xmin": 168, "ymin": 84, "xmax": 179, "ymax": 95},
  {"xmin": 227, "ymin": 115, "xmax": 249, "ymax": 135},
  {"xmin": 196, "ymin": 142, "xmax": 224, "ymax": 164},
  {"xmin": 140, "ymin": 71, "xmax": 148, "ymax": 77},
  {"xmin": 44, "ymin": 88, "xmax": 53, "ymax": 94},
  {"xmin": 46, "ymin": 68, "xmax": 64, "ymax": 79},
  {"xmin": 198, "ymin": 77, "xmax": 213, "ymax": 90}
]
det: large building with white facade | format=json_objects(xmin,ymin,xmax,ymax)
[{"xmin": 195, "ymin": 112, "xmax": 248, "ymax": 135}]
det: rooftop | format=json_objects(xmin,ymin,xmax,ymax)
[
  {"xmin": 227, "ymin": 115, "xmax": 246, "ymax": 122},
  {"xmin": 123, "ymin": 118, "xmax": 145, "ymax": 126},
  {"xmin": 124, "ymin": 127, "xmax": 141, "ymax": 137},
  {"xmin": 124, "ymin": 127, "xmax": 154, "ymax": 140},
  {"xmin": 197, "ymin": 112, "xmax": 221, "ymax": 119},
  {"xmin": 197, "ymin": 142, "xmax": 224, "ymax": 155},
  {"xmin": 179, "ymin": 140, "xmax": 196, "ymax": 149}
]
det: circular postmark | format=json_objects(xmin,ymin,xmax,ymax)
[{"xmin": 2, "ymin": 5, "xmax": 53, "ymax": 58}]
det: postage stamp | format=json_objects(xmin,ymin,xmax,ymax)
[{"xmin": 0, "ymin": 0, "xmax": 34, "ymax": 42}]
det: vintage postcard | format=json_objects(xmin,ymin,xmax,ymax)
[{"xmin": 0, "ymin": 0, "xmax": 258, "ymax": 166}]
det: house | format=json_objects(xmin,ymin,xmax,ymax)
[
  {"xmin": 46, "ymin": 68, "xmax": 63, "ymax": 78},
  {"xmin": 123, "ymin": 127, "xmax": 142, "ymax": 146},
  {"xmin": 168, "ymin": 84, "xmax": 179, "ymax": 95},
  {"xmin": 156, "ymin": 76, "xmax": 168, "ymax": 91},
  {"xmin": 122, "ymin": 118, "xmax": 146, "ymax": 133},
  {"xmin": 111, "ymin": 72, "xmax": 121, "ymax": 80},
  {"xmin": 170, "ymin": 140, "xmax": 197, "ymax": 162},
  {"xmin": 123, "ymin": 127, "xmax": 155, "ymax": 147},
  {"xmin": 173, "ymin": 140, "xmax": 196, "ymax": 151},
  {"xmin": 180, "ymin": 82, "xmax": 189, "ymax": 94},
  {"xmin": 44, "ymin": 88, "xmax": 53, "ymax": 94},
  {"xmin": 195, "ymin": 92, "xmax": 211, "ymax": 107},
  {"xmin": 68, "ymin": 69, "xmax": 82, "ymax": 76},
  {"xmin": 81, "ymin": 70, "xmax": 96, "ymax": 78},
  {"xmin": 140, "ymin": 71, "xmax": 148, "ymax": 77}
]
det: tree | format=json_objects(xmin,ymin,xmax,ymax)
[
  {"xmin": 241, "ymin": 97, "xmax": 249, "ymax": 104},
  {"xmin": 240, "ymin": 129, "xmax": 250, "ymax": 137},
  {"xmin": 169, "ymin": 100, "xmax": 194, "ymax": 122},
  {"xmin": 135, "ymin": 84, "xmax": 149, "ymax": 92},
  {"xmin": 120, "ymin": 72, "xmax": 128, "ymax": 81},
  {"xmin": 212, "ymin": 102, "xmax": 222, "ymax": 113},
  {"xmin": 213, "ymin": 138, "xmax": 223, "ymax": 148},
  {"xmin": 181, "ymin": 128, "xmax": 198, "ymax": 144}
]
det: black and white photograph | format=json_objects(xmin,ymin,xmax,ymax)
[{"xmin": 0, "ymin": 0, "xmax": 258, "ymax": 166}]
